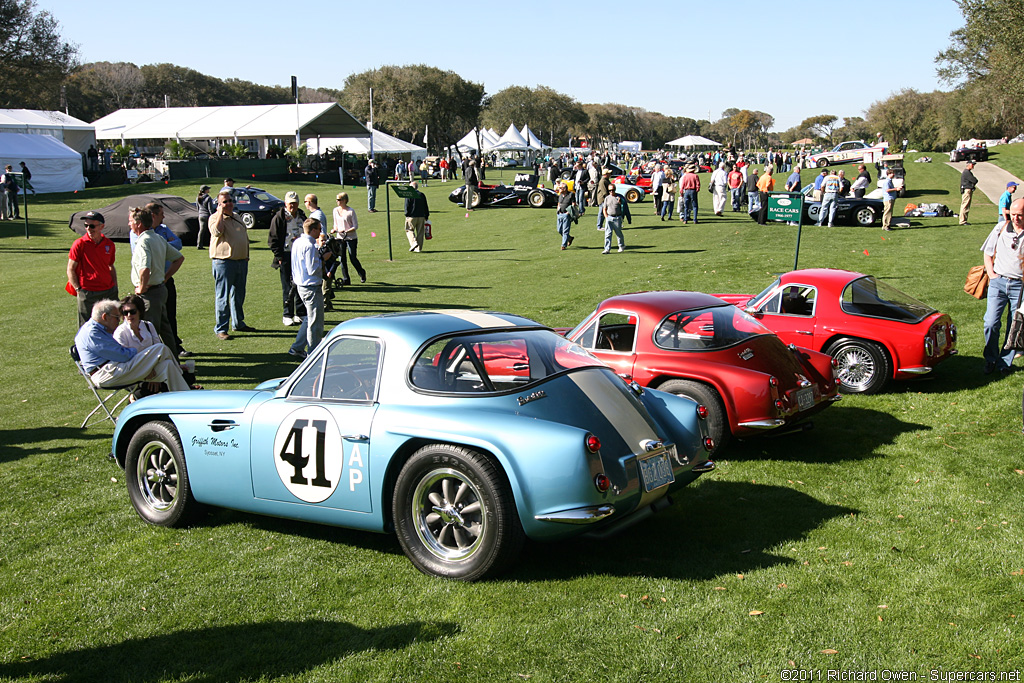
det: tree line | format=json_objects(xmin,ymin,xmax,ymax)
[{"xmin": 2, "ymin": 0, "xmax": 1021, "ymax": 154}]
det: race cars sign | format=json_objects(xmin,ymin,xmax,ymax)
[
  {"xmin": 513, "ymin": 174, "xmax": 539, "ymax": 191},
  {"xmin": 767, "ymin": 193, "xmax": 803, "ymax": 223}
]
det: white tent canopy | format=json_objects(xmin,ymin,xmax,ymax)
[
  {"xmin": 0, "ymin": 133, "xmax": 85, "ymax": 193},
  {"xmin": 306, "ymin": 127, "xmax": 425, "ymax": 156},
  {"xmin": 666, "ymin": 134, "xmax": 721, "ymax": 147},
  {"xmin": 0, "ymin": 109, "xmax": 96, "ymax": 155},
  {"xmin": 456, "ymin": 127, "xmax": 501, "ymax": 152},
  {"xmin": 486, "ymin": 124, "xmax": 530, "ymax": 152},
  {"xmin": 92, "ymin": 104, "xmax": 368, "ymax": 158},
  {"xmin": 520, "ymin": 125, "xmax": 547, "ymax": 150}
]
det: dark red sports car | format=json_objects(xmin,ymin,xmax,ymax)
[
  {"xmin": 716, "ymin": 269, "xmax": 957, "ymax": 394},
  {"xmin": 566, "ymin": 291, "xmax": 840, "ymax": 451}
]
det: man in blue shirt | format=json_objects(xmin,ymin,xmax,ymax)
[
  {"xmin": 289, "ymin": 218, "xmax": 325, "ymax": 358},
  {"xmin": 880, "ymin": 169, "xmax": 899, "ymax": 231},
  {"xmin": 75, "ymin": 299, "xmax": 190, "ymax": 392},
  {"xmin": 998, "ymin": 182, "xmax": 1017, "ymax": 225}
]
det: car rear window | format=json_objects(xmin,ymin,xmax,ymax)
[
  {"xmin": 410, "ymin": 329, "xmax": 602, "ymax": 394},
  {"xmin": 840, "ymin": 276, "xmax": 934, "ymax": 323},
  {"xmin": 654, "ymin": 305, "xmax": 774, "ymax": 351}
]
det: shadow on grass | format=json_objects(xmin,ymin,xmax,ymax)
[
  {"xmin": 903, "ymin": 188, "xmax": 951, "ymax": 198},
  {"xmin": 0, "ymin": 426, "xmax": 111, "ymax": 464},
  {"xmin": 723, "ymin": 405, "xmax": 930, "ymax": 463},
  {"xmin": 885, "ymin": 354, "xmax": 989, "ymax": 393},
  {"xmin": 0, "ymin": 619, "xmax": 457, "ymax": 682},
  {"xmin": 512, "ymin": 480, "xmax": 856, "ymax": 582}
]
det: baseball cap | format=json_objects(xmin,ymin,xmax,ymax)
[
  {"xmin": 82, "ymin": 210, "xmax": 104, "ymax": 223},
  {"xmin": 284, "ymin": 191, "xmax": 299, "ymax": 203},
  {"xmin": 1008, "ymin": 182, "xmax": 1019, "ymax": 188}
]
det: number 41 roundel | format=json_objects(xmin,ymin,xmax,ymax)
[{"xmin": 273, "ymin": 406, "xmax": 344, "ymax": 503}]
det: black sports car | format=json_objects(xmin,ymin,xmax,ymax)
[
  {"xmin": 229, "ymin": 187, "xmax": 286, "ymax": 229},
  {"xmin": 449, "ymin": 175, "xmax": 558, "ymax": 209},
  {"xmin": 793, "ymin": 184, "xmax": 883, "ymax": 226}
]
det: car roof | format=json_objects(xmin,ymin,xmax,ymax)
[
  {"xmin": 778, "ymin": 268, "xmax": 865, "ymax": 289},
  {"xmin": 325, "ymin": 309, "xmax": 546, "ymax": 345},
  {"xmin": 596, "ymin": 291, "xmax": 733, "ymax": 316}
]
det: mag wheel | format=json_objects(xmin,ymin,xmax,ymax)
[{"xmin": 125, "ymin": 421, "xmax": 201, "ymax": 527}]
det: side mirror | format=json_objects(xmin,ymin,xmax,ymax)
[{"xmin": 745, "ymin": 306, "xmax": 763, "ymax": 318}]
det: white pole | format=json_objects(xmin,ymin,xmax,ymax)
[{"xmin": 369, "ymin": 87, "xmax": 375, "ymax": 159}]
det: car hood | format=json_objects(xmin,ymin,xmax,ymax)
[
  {"xmin": 713, "ymin": 293, "xmax": 754, "ymax": 308},
  {"xmin": 119, "ymin": 389, "xmax": 270, "ymax": 418}
]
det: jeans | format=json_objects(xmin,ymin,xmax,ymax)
[
  {"xmin": 818, "ymin": 192, "xmax": 838, "ymax": 226},
  {"xmin": 278, "ymin": 255, "xmax": 299, "ymax": 318},
  {"xmin": 983, "ymin": 275, "xmax": 1022, "ymax": 369},
  {"xmin": 681, "ymin": 189, "xmax": 698, "ymax": 222},
  {"xmin": 291, "ymin": 284, "xmax": 324, "ymax": 355},
  {"xmin": 367, "ymin": 185, "xmax": 377, "ymax": 211},
  {"xmin": 596, "ymin": 208, "xmax": 605, "ymax": 230},
  {"xmin": 660, "ymin": 195, "xmax": 673, "ymax": 219},
  {"xmin": 338, "ymin": 238, "xmax": 365, "ymax": 284},
  {"xmin": 575, "ymin": 186, "xmax": 586, "ymax": 212},
  {"xmin": 212, "ymin": 259, "xmax": 248, "ymax": 334},
  {"xmin": 556, "ymin": 212, "xmax": 572, "ymax": 247},
  {"xmin": 731, "ymin": 187, "xmax": 742, "ymax": 211},
  {"xmin": 603, "ymin": 216, "xmax": 623, "ymax": 251}
]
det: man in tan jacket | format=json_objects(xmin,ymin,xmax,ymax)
[{"xmin": 209, "ymin": 191, "xmax": 254, "ymax": 340}]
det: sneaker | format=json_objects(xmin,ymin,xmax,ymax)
[
  {"xmin": 288, "ymin": 348, "xmax": 306, "ymax": 359},
  {"xmin": 292, "ymin": 316, "xmax": 302, "ymax": 324},
  {"xmin": 283, "ymin": 316, "xmax": 295, "ymax": 326},
  {"xmin": 618, "ymin": 246, "xmax": 624, "ymax": 252},
  {"xmin": 360, "ymin": 275, "xmax": 367, "ymax": 283},
  {"xmin": 178, "ymin": 349, "xmax": 194, "ymax": 358},
  {"xmin": 602, "ymin": 249, "xmax": 610, "ymax": 254}
]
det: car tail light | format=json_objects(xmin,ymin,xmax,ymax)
[
  {"xmin": 696, "ymin": 404, "xmax": 708, "ymax": 419},
  {"xmin": 768, "ymin": 376, "xmax": 779, "ymax": 387},
  {"xmin": 594, "ymin": 473, "xmax": 611, "ymax": 492},
  {"xmin": 586, "ymin": 434, "xmax": 601, "ymax": 453},
  {"xmin": 774, "ymin": 399, "xmax": 785, "ymax": 410},
  {"xmin": 831, "ymin": 357, "xmax": 839, "ymax": 368},
  {"xmin": 703, "ymin": 437, "xmax": 715, "ymax": 452}
]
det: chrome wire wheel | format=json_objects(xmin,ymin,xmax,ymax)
[
  {"xmin": 412, "ymin": 467, "xmax": 486, "ymax": 562},
  {"xmin": 136, "ymin": 440, "xmax": 179, "ymax": 512},
  {"xmin": 834, "ymin": 345, "xmax": 875, "ymax": 392}
]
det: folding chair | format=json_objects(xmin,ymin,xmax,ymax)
[{"xmin": 71, "ymin": 345, "xmax": 139, "ymax": 428}]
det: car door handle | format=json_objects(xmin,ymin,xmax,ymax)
[
  {"xmin": 340, "ymin": 434, "xmax": 368, "ymax": 441},
  {"xmin": 208, "ymin": 420, "xmax": 237, "ymax": 431},
  {"xmin": 795, "ymin": 330, "xmax": 813, "ymax": 335}
]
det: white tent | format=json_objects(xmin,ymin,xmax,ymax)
[
  {"xmin": 92, "ymin": 103, "xmax": 368, "ymax": 158},
  {"xmin": 0, "ymin": 109, "xmax": 96, "ymax": 155},
  {"xmin": 0, "ymin": 133, "xmax": 85, "ymax": 193},
  {"xmin": 617, "ymin": 141, "xmax": 642, "ymax": 152},
  {"xmin": 520, "ymin": 125, "xmax": 547, "ymax": 150},
  {"xmin": 456, "ymin": 127, "xmax": 501, "ymax": 153},
  {"xmin": 482, "ymin": 128, "xmax": 501, "ymax": 149},
  {"xmin": 666, "ymin": 134, "xmax": 721, "ymax": 147},
  {"xmin": 486, "ymin": 124, "xmax": 531, "ymax": 152},
  {"xmin": 305, "ymin": 127, "xmax": 425, "ymax": 156}
]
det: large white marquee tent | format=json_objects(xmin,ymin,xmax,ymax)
[
  {"xmin": 92, "ymin": 103, "xmax": 368, "ymax": 158},
  {"xmin": 0, "ymin": 109, "xmax": 96, "ymax": 155},
  {"xmin": 305, "ymin": 127, "xmax": 426, "ymax": 158}
]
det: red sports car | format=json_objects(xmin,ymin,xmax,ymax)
[
  {"xmin": 716, "ymin": 269, "xmax": 957, "ymax": 394},
  {"xmin": 566, "ymin": 291, "xmax": 840, "ymax": 451}
]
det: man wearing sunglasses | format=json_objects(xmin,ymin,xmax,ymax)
[
  {"xmin": 209, "ymin": 191, "xmax": 253, "ymax": 340},
  {"xmin": 68, "ymin": 210, "xmax": 119, "ymax": 327},
  {"xmin": 981, "ymin": 197, "xmax": 1024, "ymax": 374}
]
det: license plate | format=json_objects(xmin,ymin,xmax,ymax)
[
  {"xmin": 639, "ymin": 452, "xmax": 674, "ymax": 492},
  {"xmin": 796, "ymin": 386, "xmax": 814, "ymax": 411},
  {"xmin": 936, "ymin": 329, "xmax": 946, "ymax": 351}
]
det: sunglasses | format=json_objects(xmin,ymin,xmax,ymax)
[
  {"xmin": 122, "ymin": 308, "xmax": 138, "ymax": 315},
  {"xmin": 221, "ymin": 199, "xmax": 234, "ymax": 204},
  {"xmin": 85, "ymin": 223, "xmax": 102, "ymax": 228}
]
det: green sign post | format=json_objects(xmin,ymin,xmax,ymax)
[{"xmin": 766, "ymin": 192, "xmax": 805, "ymax": 269}]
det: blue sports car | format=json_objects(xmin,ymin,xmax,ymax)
[{"xmin": 112, "ymin": 310, "xmax": 715, "ymax": 580}]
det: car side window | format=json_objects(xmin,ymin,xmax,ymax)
[
  {"xmin": 595, "ymin": 312, "xmax": 636, "ymax": 353},
  {"xmin": 575, "ymin": 319, "xmax": 598, "ymax": 349},
  {"xmin": 762, "ymin": 286, "xmax": 816, "ymax": 316},
  {"xmin": 321, "ymin": 337, "xmax": 382, "ymax": 401},
  {"xmin": 233, "ymin": 190, "xmax": 251, "ymax": 206},
  {"xmin": 290, "ymin": 354, "xmax": 325, "ymax": 398}
]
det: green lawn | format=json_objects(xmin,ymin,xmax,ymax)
[{"xmin": 1, "ymin": 155, "xmax": 1022, "ymax": 682}]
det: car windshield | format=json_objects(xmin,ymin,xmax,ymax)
[
  {"xmin": 749, "ymin": 278, "xmax": 782, "ymax": 309},
  {"xmin": 840, "ymin": 276, "xmax": 935, "ymax": 323},
  {"xmin": 654, "ymin": 305, "xmax": 774, "ymax": 351},
  {"xmin": 410, "ymin": 329, "xmax": 603, "ymax": 394}
]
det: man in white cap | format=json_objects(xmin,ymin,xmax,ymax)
[{"xmin": 268, "ymin": 191, "xmax": 306, "ymax": 325}]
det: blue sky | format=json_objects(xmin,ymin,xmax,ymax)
[{"xmin": 43, "ymin": 0, "xmax": 965, "ymax": 131}]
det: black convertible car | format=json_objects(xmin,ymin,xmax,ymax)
[
  {"xmin": 230, "ymin": 187, "xmax": 286, "ymax": 229},
  {"xmin": 449, "ymin": 174, "xmax": 558, "ymax": 209},
  {"xmin": 792, "ymin": 184, "xmax": 884, "ymax": 226}
]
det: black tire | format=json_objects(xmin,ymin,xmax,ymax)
[
  {"xmin": 125, "ymin": 421, "xmax": 201, "ymax": 527},
  {"xmin": 826, "ymin": 338, "xmax": 891, "ymax": 394},
  {"xmin": 527, "ymin": 190, "xmax": 546, "ymax": 208},
  {"xmin": 625, "ymin": 188, "xmax": 642, "ymax": 203},
  {"xmin": 392, "ymin": 444, "xmax": 524, "ymax": 581},
  {"xmin": 469, "ymin": 191, "xmax": 482, "ymax": 209},
  {"xmin": 239, "ymin": 212, "xmax": 256, "ymax": 229},
  {"xmin": 559, "ymin": 169, "xmax": 573, "ymax": 180},
  {"xmin": 855, "ymin": 206, "xmax": 877, "ymax": 226},
  {"xmin": 816, "ymin": 158, "xmax": 829, "ymax": 168},
  {"xmin": 657, "ymin": 379, "xmax": 729, "ymax": 453}
]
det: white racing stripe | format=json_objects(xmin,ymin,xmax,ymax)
[
  {"xmin": 435, "ymin": 310, "xmax": 515, "ymax": 328},
  {"xmin": 568, "ymin": 372, "xmax": 657, "ymax": 451}
]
